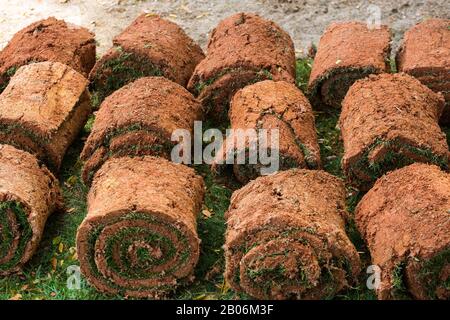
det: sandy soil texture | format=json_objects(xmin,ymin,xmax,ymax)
[
  {"xmin": 81, "ymin": 76, "xmax": 202, "ymax": 184},
  {"xmin": 89, "ymin": 14, "xmax": 204, "ymax": 102},
  {"xmin": 0, "ymin": 144, "xmax": 61, "ymax": 275},
  {"xmin": 0, "ymin": 0, "xmax": 448, "ymax": 57},
  {"xmin": 213, "ymin": 80, "xmax": 321, "ymax": 184},
  {"xmin": 356, "ymin": 163, "xmax": 450, "ymax": 300},
  {"xmin": 77, "ymin": 156, "xmax": 204, "ymax": 298},
  {"xmin": 339, "ymin": 73, "xmax": 448, "ymax": 188},
  {"xmin": 0, "ymin": 61, "xmax": 91, "ymax": 172},
  {"xmin": 225, "ymin": 169, "xmax": 360, "ymax": 299},
  {"xmin": 397, "ymin": 18, "xmax": 450, "ymax": 124}
]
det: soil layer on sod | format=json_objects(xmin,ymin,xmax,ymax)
[
  {"xmin": 76, "ymin": 156, "xmax": 204, "ymax": 298},
  {"xmin": 356, "ymin": 163, "xmax": 450, "ymax": 300},
  {"xmin": 0, "ymin": 61, "xmax": 92, "ymax": 172},
  {"xmin": 0, "ymin": 144, "xmax": 62, "ymax": 275},
  {"xmin": 396, "ymin": 18, "xmax": 450, "ymax": 124},
  {"xmin": 308, "ymin": 21, "xmax": 391, "ymax": 108},
  {"xmin": 187, "ymin": 12, "xmax": 296, "ymax": 123},
  {"xmin": 80, "ymin": 76, "xmax": 202, "ymax": 185},
  {"xmin": 89, "ymin": 14, "xmax": 204, "ymax": 104},
  {"xmin": 0, "ymin": 17, "xmax": 95, "ymax": 92},
  {"xmin": 213, "ymin": 80, "xmax": 321, "ymax": 183},
  {"xmin": 224, "ymin": 169, "xmax": 361, "ymax": 299},
  {"xmin": 339, "ymin": 73, "xmax": 448, "ymax": 189}
]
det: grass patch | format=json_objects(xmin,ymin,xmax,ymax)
[{"xmin": 91, "ymin": 47, "xmax": 163, "ymax": 102}]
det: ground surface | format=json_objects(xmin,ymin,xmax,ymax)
[
  {"xmin": 0, "ymin": 0, "xmax": 449, "ymax": 55},
  {"xmin": 0, "ymin": 0, "xmax": 449, "ymax": 300}
]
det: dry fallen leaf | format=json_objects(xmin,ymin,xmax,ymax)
[
  {"xmin": 51, "ymin": 257, "xmax": 57, "ymax": 271},
  {"xmin": 180, "ymin": 5, "xmax": 192, "ymax": 13},
  {"xmin": 9, "ymin": 293, "xmax": 22, "ymax": 300},
  {"xmin": 202, "ymin": 209, "xmax": 213, "ymax": 218}
]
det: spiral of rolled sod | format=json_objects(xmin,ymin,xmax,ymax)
[
  {"xmin": 308, "ymin": 21, "xmax": 391, "ymax": 108},
  {"xmin": 0, "ymin": 17, "xmax": 95, "ymax": 92},
  {"xmin": 212, "ymin": 80, "xmax": 321, "ymax": 183},
  {"xmin": 339, "ymin": 73, "xmax": 448, "ymax": 189},
  {"xmin": 0, "ymin": 61, "xmax": 91, "ymax": 172},
  {"xmin": 225, "ymin": 169, "xmax": 361, "ymax": 299},
  {"xmin": 77, "ymin": 156, "xmax": 204, "ymax": 297},
  {"xmin": 187, "ymin": 13, "xmax": 296, "ymax": 123},
  {"xmin": 80, "ymin": 77, "xmax": 202, "ymax": 185},
  {"xmin": 356, "ymin": 163, "xmax": 450, "ymax": 300},
  {"xmin": 89, "ymin": 14, "xmax": 204, "ymax": 103},
  {"xmin": 0, "ymin": 144, "xmax": 62, "ymax": 275},
  {"xmin": 396, "ymin": 19, "xmax": 450, "ymax": 124}
]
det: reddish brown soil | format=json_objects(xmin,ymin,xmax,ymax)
[
  {"xmin": 0, "ymin": 61, "xmax": 91, "ymax": 172},
  {"xmin": 187, "ymin": 12, "xmax": 296, "ymax": 123},
  {"xmin": 76, "ymin": 156, "xmax": 204, "ymax": 298},
  {"xmin": 0, "ymin": 144, "xmax": 62, "ymax": 275},
  {"xmin": 0, "ymin": 17, "xmax": 95, "ymax": 91},
  {"xmin": 80, "ymin": 76, "xmax": 202, "ymax": 184},
  {"xmin": 89, "ymin": 14, "xmax": 204, "ymax": 101},
  {"xmin": 339, "ymin": 73, "xmax": 448, "ymax": 188},
  {"xmin": 212, "ymin": 80, "xmax": 321, "ymax": 183},
  {"xmin": 225, "ymin": 169, "xmax": 360, "ymax": 299},
  {"xmin": 396, "ymin": 19, "xmax": 450, "ymax": 124},
  {"xmin": 308, "ymin": 21, "xmax": 391, "ymax": 108},
  {"xmin": 355, "ymin": 163, "xmax": 450, "ymax": 300}
]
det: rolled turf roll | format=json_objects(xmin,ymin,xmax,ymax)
[
  {"xmin": 212, "ymin": 80, "xmax": 321, "ymax": 184},
  {"xmin": 0, "ymin": 61, "xmax": 92, "ymax": 172},
  {"xmin": 0, "ymin": 17, "xmax": 95, "ymax": 92},
  {"xmin": 339, "ymin": 73, "xmax": 449, "ymax": 189},
  {"xmin": 225, "ymin": 169, "xmax": 361, "ymax": 299},
  {"xmin": 80, "ymin": 77, "xmax": 202, "ymax": 185},
  {"xmin": 308, "ymin": 21, "xmax": 391, "ymax": 108},
  {"xmin": 0, "ymin": 144, "xmax": 62, "ymax": 275},
  {"xmin": 396, "ymin": 19, "xmax": 450, "ymax": 124},
  {"xmin": 356, "ymin": 163, "xmax": 450, "ymax": 300},
  {"xmin": 187, "ymin": 13, "xmax": 296, "ymax": 123},
  {"xmin": 89, "ymin": 14, "xmax": 204, "ymax": 103},
  {"xmin": 76, "ymin": 156, "xmax": 204, "ymax": 298}
]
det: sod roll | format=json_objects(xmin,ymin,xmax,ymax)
[
  {"xmin": 356, "ymin": 163, "xmax": 449, "ymax": 300},
  {"xmin": 213, "ymin": 80, "xmax": 321, "ymax": 183},
  {"xmin": 80, "ymin": 76, "xmax": 202, "ymax": 184},
  {"xmin": 0, "ymin": 17, "xmax": 95, "ymax": 92},
  {"xmin": 340, "ymin": 73, "xmax": 448, "ymax": 189},
  {"xmin": 0, "ymin": 61, "xmax": 92, "ymax": 172},
  {"xmin": 396, "ymin": 18, "xmax": 450, "ymax": 124},
  {"xmin": 225, "ymin": 169, "xmax": 361, "ymax": 299},
  {"xmin": 187, "ymin": 12, "xmax": 296, "ymax": 123},
  {"xmin": 308, "ymin": 21, "xmax": 391, "ymax": 108},
  {"xmin": 89, "ymin": 14, "xmax": 204, "ymax": 103},
  {"xmin": 0, "ymin": 144, "xmax": 62, "ymax": 275},
  {"xmin": 77, "ymin": 156, "xmax": 204, "ymax": 298}
]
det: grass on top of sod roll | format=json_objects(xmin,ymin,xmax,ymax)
[{"xmin": 2, "ymin": 58, "xmax": 447, "ymax": 300}]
